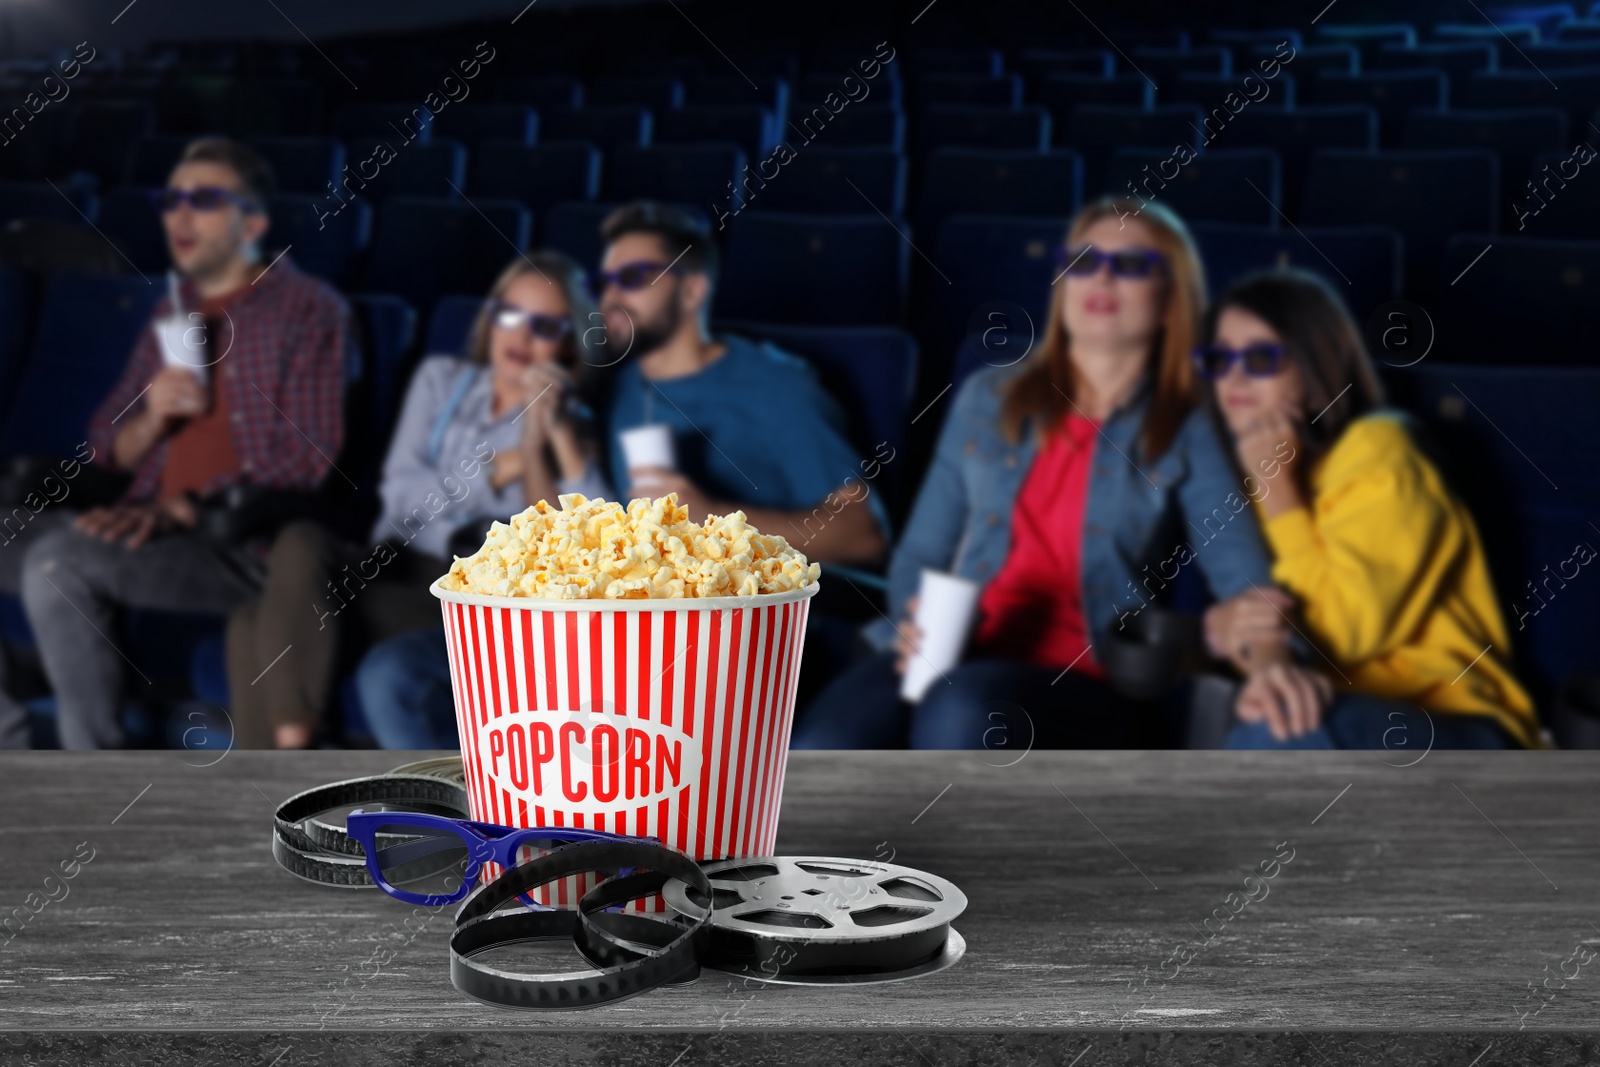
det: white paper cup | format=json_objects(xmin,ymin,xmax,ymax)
[
  {"xmin": 432, "ymin": 579, "xmax": 819, "ymax": 912},
  {"xmin": 900, "ymin": 569, "xmax": 982, "ymax": 703},
  {"xmin": 619, "ymin": 425, "xmax": 676, "ymax": 479},
  {"xmin": 154, "ymin": 313, "xmax": 210, "ymax": 388}
]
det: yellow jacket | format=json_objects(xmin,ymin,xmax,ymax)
[{"xmin": 1256, "ymin": 413, "xmax": 1540, "ymax": 748}]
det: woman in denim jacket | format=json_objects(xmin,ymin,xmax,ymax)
[{"xmin": 792, "ymin": 197, "xmax": 1277, "ymax": 749}]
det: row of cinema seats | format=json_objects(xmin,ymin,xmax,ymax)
[{"xmin": 0, "ymin": 262, "xmax": 1596, "ymax": 746}]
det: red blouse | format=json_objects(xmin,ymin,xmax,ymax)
[{"xmin": 970, "ymin": 413, "xmax": 1105, "ymax": 677}]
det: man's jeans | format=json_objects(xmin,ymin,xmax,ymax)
[{"xmin": 19, "ymin": 522, "xmax": 263, "ymax": 749}]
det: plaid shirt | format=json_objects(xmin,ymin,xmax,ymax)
[{"xmin": 87, "ymin": 256, "xmax": 351, "ymax": 504}]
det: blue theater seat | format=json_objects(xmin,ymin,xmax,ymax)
[
  {"xmin": 361, "ymin": 197, "xmax": 530, "ymax": 321},
  {"xmin": 1106, "ymin": 147, "xmax": 1282, "ymax": 226},
  {"xmin": 225, "ymin": 79, "xmax": 323, "ymax": 137},
  {"xmin": 495, "ymin": 75, "xmax": 583, "ymax": 109},
  {"xmin": 1381, "ymin": 362, "xmax": 1600, "ymax": 708},
  {"xmin": 1170, "ymin": 72, "xmax": 1298, "ymax": 108},
  {"xmin": 469, "ymin": 141, "xmax": 601, "ymax": 214},
  {"xmin": 97, "ymin": 187, "xmax": 168, "ymax": 275},
  {"xmin": 346, "ymin": 137, "xmax": 466, "ymax": 200},
  {"xmin": 932, "ymin": 215, "xmax": 1062, "ymax": 381},
  {"xmin": 1212, "ymin": 28, "xmax": 1305, "ymax": 49},
  {"xmin": 715, "ymin": 212, "xmax": 908, "ymax": 325},
  {"xmin": 1221, "ymin": 106, "xmax": 1377, "ymax": 216},
  {"xmin": 542, "ymin": 201, "xmax": 617, "ymax": 273},
  {"xmin": 0, "ymin": 273, "xmax": 161, "ymax": 461},
  {"xmin": 1482, "ymin": 4, "xmax": 1574, "ymax": 33},
  {"xmin": 1402, "ymin": 109, "xmax": 1567, "ymax": 227},
  {"xmin": 248, "ymin": 136, "xmax": 346, "ymax": 194},
  {"xmin": 608, "ymin": 143, "xmax": 746, "ymax": 204},
  {"xmin": 1432, "ymin": 22, "xmax": 1540, "ymax": 45},
  {"xmin": 125, "ymin": 134, "xmax": 195, "ymax": 187},
  {"xmin": 1555, "ymin": 18, "xmax": 1600, "ymax": 39},
  {"xmin": 1317, "ymin": 22, "xmax": 1418, "ymax": 50},
  {"xmin": 1132, "ymin": 45, "xmax": 1233, "ymax": 83},
  {"xmin": 919, "ymin": 105, "xmax": 1050, "ymax": 151},
  {"xmin": 1016, "ymin": 49, "xmax": 1115, "ymax": 80},
  {"xmin": 1306, "ymin": 70, "xmax": 1448, "ymax": 144},
  {"xmin": 1437, "ymin": 234, "xmax": 1600, "ymax": 364},
  {"xmin": 1064, "ymin": 105, "xmax": 1206, "ymax": 195},
  {"xmin": 63, "ymin": 101, "xmax": 154, "ymax": 187},
  {"xmin": 1036, "ymin": 75, "xmax": 1154, "ymax": 118},
  {"xmin": 787, "ymin": 103, "xmax": 904, "ymax": 149},
  {"xmin": 1302, "ymin": 149, "xmax": 1497, "ymax": 299},
  {"xmin": 1366, "ymin": 41, "xmax": 1499, "ymax": 82},
  {"xmin": 755, "ymin": 147, "xmax": 906, "ymax": 215},
  {"xmin": 1249, "ymin": 41, "xmax": 1359, "ymax": 75},
  {"xmin": 265, "ymin": 194, "xmax": 371, "ymax": 288},
  {"xmin": 1190, "ymin": 222, "xmax": 1402, "ymax": 325},
  {"xmin": 1457, "ymin": 69, "xmax": 1600, "ymax": 130},
  {"xmin": 349, "ymin": 292, "xmax": 419, "ymax": 446},
  {"xmin": 655, "ymin": 105, "xmax": 772, "ymax": 161},
  {"xmin": 916, "ymin": 149, "xmax": 1082, "ymax": 234},
  {"xmin": 794, "ymin": 74, "xmax": 902, "ymax": 110},
  {"xmin": 0, "ymin": 265, "xmax": 32, "ymax": 430},
  {"xmin": 587, "ymin": 75, "xmax": 683, "ymax": 112},
  {"xmin": 431, "ymin": 104, "xmax": 538, "ymax": 150},
  {"xmin": 1525, "ymin": 149, "xmax": 1600, "ymax": 238},
  {"xmin": 333, "ymin": 102, "xmax": 434, "ymax": 143},
  {"xmin": 425, "ymin": 294, "xmax": 483, "ymax": 358},
  {"xmin": 541, "ymin": 106, "xmax": 652, "ymax": 153},
  {"xmin": 692, "ymin": 76, "xmax": 790, "ymax": 115},
  {"xmin": 914, "ymin": 74, "xmax": 1023, "ymax": 108},
  {"xmin": 0, "ymin": 181, "xmax": 96, "ymax": 227},
  {"xmin": 910, "ymin": 47, "xmax": 1003, "ymax": 77}
]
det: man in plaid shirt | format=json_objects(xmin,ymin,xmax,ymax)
[{"xmin": 16, "ymin": 138, "xmax": 350, "ymax": 749}]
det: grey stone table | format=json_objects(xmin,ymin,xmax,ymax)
[{"xmin": 2, "ymin": 749, "xmax": 1598, "ymax": 1066}]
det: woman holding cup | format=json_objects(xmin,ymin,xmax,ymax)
[
  {"xmin": 225, "ymin": 252, "xmax": 610, "ymax": 749},
  {"xmin": 792, "ymin": 197, "xmax": 1278, "ymax": 749}
]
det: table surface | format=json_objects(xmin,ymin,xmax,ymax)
[{"xmin": 3, "ymin": 749, "xmax": 1599, "ymax": 1065}]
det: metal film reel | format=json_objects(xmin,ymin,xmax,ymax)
[
  {"xmin": 387, "ymin": 756, "xmax": 469, "ymax": 787},
  {"xmin": 662, "ymin": 856, "xmax": 967, "ymax": 984}
]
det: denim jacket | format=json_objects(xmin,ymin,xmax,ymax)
[{"xmin": 871, "ymin": 363, "xmax": 1276, "ymax": 654}]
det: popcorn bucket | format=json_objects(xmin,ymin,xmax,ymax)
[{"xmin": 431, "ymin": 580, "xmax": 818, "ymax": 912}]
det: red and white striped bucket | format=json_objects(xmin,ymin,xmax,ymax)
[{"xmin": 431, "ymin": 580, "xmax": 817, "ymax": 912}]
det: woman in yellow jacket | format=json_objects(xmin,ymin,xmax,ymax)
[{"xmin": 1196, "ymin": 269, "xmax": 1541, "ymax": 750}]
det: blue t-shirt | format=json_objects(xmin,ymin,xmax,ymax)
[{"xmin": 605, "ymin": 334, "xmax": 889, "ymax": 538}]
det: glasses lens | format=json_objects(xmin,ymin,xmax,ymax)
[
  {"xmin": 1241, "ymin": 343, "xmax": 1283, "ymax": 376},
  {"xmin": 1111, "ymin": 250, "xmax": 1155, "ymax": 277},
  {"xmin": 492, "ymin": 306, "xmax": 526, "ymax": 330},
  {"xmin": 1062, "ymin": 247, "xmax": 1100, "ymax": 275},
  {"xmin": 1193, "ymin": 346, "xmax": 1234, "ymax": 379},
  {"xmin": 529, "ymin": 315, "xmax": 568, "ymax": 341},
  {"xmin": 616, "ymin": 264, "xmax": 655, "ymax": 289},
  {"xmin": 370, "ymin": 820, "xmax": 473, "ymax": 898},
  {"xmin": 188, "ymin": 188, "xmax": 227, "ymax": 210}
]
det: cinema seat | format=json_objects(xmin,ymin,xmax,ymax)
[
  {"xmin": 425, "ymin": 294, "xmax": 483, "ymax": 358},
  {"xmin": 346, "ymin": 137, "xmax": 466, "ymax": 200},
  {"xmin": 1105, "ymin": 147, "xmax": 1282, "ymax": 225},
  {"xmin": 62, "ymin": 101, "xmax": 153, "ymax": 187},
  {"xmin": 1437, "ymin": 234, "xmax": 1600, "ymax": 364},
  {"xmin": 1222, "ymin": 105, "xmax": 1377, "ymax": 216},
  {"xmin": 1132, "ymin": 45, "xmax": 1234, "ymax": 82},
  {"xmin": 334, "ymin": 102, "xmax": 435, "ymax": 143},
  {"xmin": 96, "ymin": 187, "xmax": 168, "ymax": 275},
  {"xmin": 931, "ymin": 215, "xmax": 1062, "ymax": 382},
  {"xmin": 914, "ymin": 74, "xmax": 1023, "ymax": 107},
  {"xmin": 494, "ymin": 75, "xmax": 583, "ymax": 109},
  {"xmin": 919, "ymin": 105, "xmax": 1050, "ymax": 151},
  {"xmin": 1301, "ymin": 149, "xmax": 1497, "ymax": 300},
  {"xmin": 655, "ymin": 105, "xmax": 773, "ymax": 161},
  {"xmin": 788, "ymin": 103, "xmax": 904, "ymax": 149},
  {"xmin": 1402, "ymin": 109, "xmax": 1566, "ymax": 226},
  {"xmin": 125, "ymin": 134, "xmax": 196, "ymax": 187},
  {"xmin": 1064, "ymin": 105, "xmax": 1206, "ymax": 195},
  {"xmin": 249, "ymin": 136, "xmax": 347, "ymax": 194},
  {"xmin": 587, "ymin": 75, "xmax": 684, "ymax": 112},
  {"xmin": 756, "ymin": 147, "xmax": 907, "ymax": 215},
  {"xmin": 608, "ymin": 143, "xmax": 746, "ymax": 205},
  {"xmin": 1190, "ymin": 222, "xmax": 1402, "ymax": 325},
  {"xmin": 432, "ymin": 104, "xmax": 538, "ymax": 150},
  {"xmin": 715, "ymin": 212, "xmax": 908, "ymax": 325},
  {"xmin": 361, "ymin": 197, "xmax": 530, "ymax": 320},
  {"xmin": 916, "ymin": 149, "xmax": 1082, "ymax": 234},
  {"xmin": 541, "ymin": 106, "xmax": 652, "ymax": 153},
  {"xmin": 0, "ymin": 181, "xmax": 96, "ymax": 227},
  {"xmin": 0, "ymin": 273, "xmax": 161, "ymax": 461},
  {"xmin": 1036, "ymin": 75, "xmax": 1155, "ymax": 120},
  {"xmin": 265, "ymin": 194, "xmax": 371, "ymax": 288},
  {"xmin": 348, "ymin": 292, "xmax": 419, "ymax": 448},
  {"xmin": 469, "ymin": 141, "xmax": 601, "ymax": 214},
  {"xmin": 1306, "ymin": 70, "xmax": 1448, "ymax": 144}
]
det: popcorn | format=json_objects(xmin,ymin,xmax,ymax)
[{"xmin": 436, "ymin": 493, "xmax": 822, "ymax": 600}]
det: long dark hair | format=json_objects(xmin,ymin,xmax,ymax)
[
  {"xmin": 999, "ymin": 196, "xmax": 1206, "ymax": 462},
  {"xmin": 1200, "ymin": 268, "xmax": 1386, "ymax": 475}
]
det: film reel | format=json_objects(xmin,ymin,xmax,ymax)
[
  {"xmin": 661, "ymin": 856, "xmax": 967, "ymax": 984},
  {"xmin": 387, "ymin": 757, "xmax": 469, "ymax": 787}
]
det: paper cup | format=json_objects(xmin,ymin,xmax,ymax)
[
  {"xmin": 900, "ymin": 569, "xmax": 982, "ymax": 703},
  {"xmin": 619, "ymin": 425, "xmax": 676, "ymax": 477},
  {"xmin": 432, "ymin": 580, "xmax": 818, "ymax": 912},
  {"xmin": 153, "ymin": 313, "xmax": 210, "ymax": 388}
]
